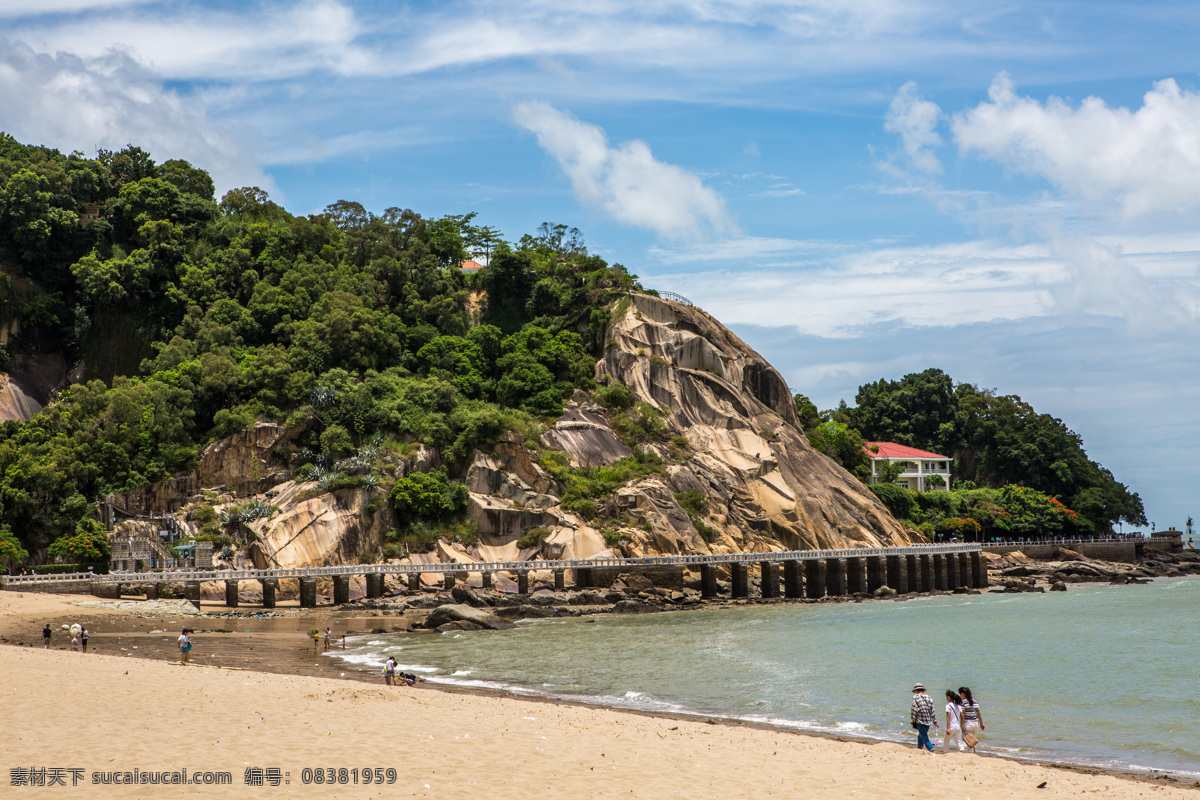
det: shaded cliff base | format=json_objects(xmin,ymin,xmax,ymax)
[{"xmin": 1, "ymin": 591, "xmax": 1198, "ymax": 797}]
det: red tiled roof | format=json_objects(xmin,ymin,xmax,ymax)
[
  {"xmin": 460, "ymin": 260, "xmax": 484, "ymax": 270},
  {"xmin": 863, "ymin": 442, "xmax": 949, "ymax": 461}
]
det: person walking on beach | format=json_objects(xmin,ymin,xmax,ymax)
[
  {"xmin": 42, "ymin": 624, "xmax": 52, "ymax": 649},
  {"xmin": 910, "ymin": 684, "xmax": 938, "ymax": 752},
  {"xmin": 178, "ymin": 630, "xmax": 191, "ymax": 665},
  {"xmin": 324, "ymin": 628, "xmax": 332, "ymax": 650},
  {"xmin": 383, "ymin": 657, "xmax": 396, "ymax": 686},
  {"xmin": 944, "ymin": 690, "xmax": 965, "ymax": 752},
  {"xmin": 81, "ymin": 628, "xmax": 90, "ymax": 653},
  {"xmin": 958, "ymin": 686, "xmax": 985, "ymax": 751}
]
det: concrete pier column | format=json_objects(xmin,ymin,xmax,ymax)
[
  {"xmin": 825, "ymin": 558, "xmax": 847, "ymax": 597},
  {"xmin": 260, "ymin": 578, "xmax": 277, "ymax": 608},
  {"xmin": 517, "ymin": 571, "xmax": 529, "ymax": 595},
  {"xmin": 146, "ymin": 582, "xmax": 160, "ymax": 600},
  {"xmin": 783, "ymin": 561, "xmax": 804, "ymax": 598},
  {"xmin": 407, "ymin": 573, "xmax": 421, "ymax": 592},
  {"xmin": 886, "ymin": 555, "xmax": 908, "ymax": 594},
  {"xmin": 225, "ymin": 579, "xmax": 240, "ymax": 607},
  {"xmin": 185, "ymin": 580, "xmax": 202, "ymax": 610},
  {"xmin": 481, "ymin": 571, "xmax": 493, "ymax": 590},
  {"xmin": 945, "ymin": 553, "xmax": 959, "ymax": 589},
  {"xmin": 443, "ymin": 572, "xmax": 456, "ymax": 591},
  {"xmin": 805, "ymin": 559, "xmax": 826, "ymax": 599},
  {"xmin": 932, "ymin": 554, "xmax": 948, "ymax": 591},
  {"xmin": 575, "ymin": 567, "xmax": 593, "ymax": 589},
  {"xmin": 957, "ymin": 553, "xmax": 971, "ymax": 589},
  {"xmin": 113, "ymin": 583, "xmax": 123, "ymax": 599},
  {"xmin": 333, "ymin": 575, "xmax": 350, "ymax": 605},
  {"xmin": 906, "ymin": 554, "xmax": 921, "ymax": 593},
  {"xmin": 920, "ymin": 554, "xmax": 934, "ymax": 593},
  {"xmin": 365, "ymin": 573, "xmax": 384, "ymax": 598},
  {"xmin": 699, "ymin": 564, "xmax": 719, "ymax": 598},
  {"xmin": 730, "ymin": 563, "xmax": 750, "ymax": 598},
  {"xmin": 971, "ymin": 551, "xmax": 986, "ymax": 588},
  {"xmin": 298, "ymin": 577, "xmax": 318, "ymax": 608},
  {"xmin": 847, "ymin": 558, "xmax": 868, "ymax": 594},
  {"xmin": 760, "ymin": 562, "xmax": 780, "ymax": 598},
  {"xmin": 866, "ymin": 556, "xmax": 886, "ymax": 592},
  {"xmin": 554, "ymin": 569, "xmax": 565, "ymax": 591}
]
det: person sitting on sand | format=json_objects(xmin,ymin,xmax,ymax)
[{"xmin": 958, "ymin": 686, "xmax": 985, "ymax": 751}]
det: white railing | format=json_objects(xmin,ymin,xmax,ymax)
[{"xmin": 0, "ymin": 543, "xmax": 980, "ymax": 587}]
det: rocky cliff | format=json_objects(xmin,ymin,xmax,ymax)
[{"xmin": 105, "ymin": 293, "xmax": 909, "ymax": 570}]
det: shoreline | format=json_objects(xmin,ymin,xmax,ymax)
[{"xmin": 3, "ymin": 587, "xmax": 1198, "ymax": 795}]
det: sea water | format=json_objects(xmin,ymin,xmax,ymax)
[{"xmin": 330, "ymin": 577, "xmax": 1200, "ymax": 776}]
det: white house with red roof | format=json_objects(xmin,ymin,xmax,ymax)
[{"xmin": 863, "ymin": 442, "xmax": 951, "ymax": 492}]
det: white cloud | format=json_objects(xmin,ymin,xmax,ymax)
[
  {"xmin": 884, "ymin": 80, "xmax": 942, "ymax": 175},
  {"xmin": 0, "ymin": 37, "xmax": 269, "ymax": 196},
  {"xmin": 646, "ymin": 233, "xmax": 1200, "ymax": 338},
  {"xmin": 953, "ymin": 73, "xmax": 1200, "ymax": 218},
  {"xmin": 0, "ymin": 0, "xmax": 152, "ymax": 16},
  {"xmin": 513, "ymin": 101, "xmax": 737, "ymax": 240}
]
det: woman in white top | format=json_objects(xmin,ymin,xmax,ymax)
[
  {"xmin": 944, "ymin": 690, "xmax": 965, "ymax": 752},
  {"xmin": 958, "ymin": 686, "xmax": 985, "ymax": 752}
]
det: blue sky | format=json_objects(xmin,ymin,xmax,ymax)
[{"xmin": 1, "ymin": 0, "xmax": 1197, "ymax": 531}]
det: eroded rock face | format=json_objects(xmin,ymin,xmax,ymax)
[
  {"xmin": 198, "ymin": 422, "xmax": 294, "ymax": 492},
  {"xmin": 592, "ymin": 294, "xmax": 909, "ymax": 551},
  {"xmin": 246, "ymin": 480, "xmax": 391, "ymax": 568}
]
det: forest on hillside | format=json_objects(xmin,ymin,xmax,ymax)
[
  {"xmin": 795, "ymin": 368, "xmax": 1147, "ymax": 540},
  {"xmin": 0, "ymin": 134, "xmax": 1145, "ymax": 566}
]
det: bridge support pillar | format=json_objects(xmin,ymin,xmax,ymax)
[
  {"xmin": 933, "ymin": 555, "xmax": 948, "ymax": 591},
  {"xmin": 575, "ymin": 568, "xmax": 593, "ymax": 589},
  {"xmin": 146, "ymin": 582, "xmax": 159, "ymax": 601},
  {"xmin": 760, "ymin": 561, "xmax": 780, "ymax": 598},
  {"xmin": 886, "ymin": 555, "xmax": 908, "ymax": 594},
  {"xmin": 957, "ymin": 554, "xmax": 971, "ymax": 589},
  {"xmin": 184, "ymin": 580, "xmax": 201, "ymax": 610},
  {"xmin": 971, "ymin": 551, "xmax": 986, "ymax": 588},
  {"xmin": 906, "ymin": 554, "xmax": 921, "ymax": 593},
  {"xmin": 699, "ymin": 564, "xmax": 719, "ymax": 598},
  {"xmin": 919, "ymin": 554, "xmax": 934, "ymax": 592},
  {"xmin": 847, "ymin": 558, "xmax": 867, "ymax": 594},
  {"xmin": 443, "ymin": 572, "xmax": 456, "ymax": 591},
  {"xmin": 554, "ymin": 569, "xmax": 565, "ymax": 591},
  {"xmin": 407, "ymin": 573, "xmax": 421, "ymax": 592},
  {"xmin": 805, "ymin": 560, "xmax": 826, "ymax": 599},
  {"xmin": 481, "ymin": 571, "xmax": 493, "ymax": 590},
  {"xmin": 113, "ymin": 582, "xmax": 123, "ymax": 599},
  {"xmin": 730, "ymin": 563, "xmax": 750, "ymax": 598},
  {"xmin": 365, "ymin": 573, "xmax": 384, "ymax": 599},
  {"xmin": 783, "ymin": 561, "xmax": 804, "ymax": 598},
  {"xmin": 332, "ymin": 575, "xmax": 350, "ymax": 605},
  {"xmin": 866, "ymin": 556, "xmax": 886, "ymax": 592},
  {"xmin": 225, "ymin": 580, "xmax": 240, "ymax": 608},
  {"xmin": 945, "ymin": 553, "xmax": 959, "ymax": 589},
  {"xmin": 260, "ymin": 578, "xmax": 277, "ymax": 608},
  {"xmin": 517, "ymin": 571, "xmax": 529, "ymax": 595},
  {"xmin": 298, "ymin": 578, "xmax": 318, "ymax": 608},
  {"xmin": 825, "ymin": 558, "xmax": 847, "ymax": 596}
]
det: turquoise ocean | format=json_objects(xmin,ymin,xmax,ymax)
[{"xmin": 328, "ymin": 577, "xmax": 1200, "ymax": 776}]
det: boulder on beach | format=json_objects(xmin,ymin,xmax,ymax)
[
  {"xmin": 1050, "ymin": 580, "xmax": 1067, "ymax": 592},
  {"xmin": 873, "ymin": 585, "xmax": 898, "ymax": 598},
  {"xmin": 423, "ymin": 604, "xmax": 516, "ymax": 631}
]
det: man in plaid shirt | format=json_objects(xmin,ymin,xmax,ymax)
[{"xmin": 910, "ymin": 683, "xmax": 938, "ymax": 751}]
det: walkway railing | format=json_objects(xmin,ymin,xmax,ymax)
[
  {"xmin": 984, "ymin": 535, "xmax": 1177, "ymax": 546},
  {"xmin": 1, "ymin": 543, "xmax": 979, "ymax": 588}
]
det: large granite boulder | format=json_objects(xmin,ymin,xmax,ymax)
[{"xmin": 423, "ymin": 604, "xmax": 516, "ymax": 631}]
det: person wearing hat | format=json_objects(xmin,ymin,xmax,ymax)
[{"xmin": 910, "ymin": 683, "xmax": 938, "ymax": 752}]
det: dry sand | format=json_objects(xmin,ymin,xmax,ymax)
[{"xmin": 2, "ymin": 591, "xmax": 1196, "ymax": 799}]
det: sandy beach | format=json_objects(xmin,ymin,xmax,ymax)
[{"xmin": 2, "ymin": 590, "xmax": 1196, "ymax": 799}]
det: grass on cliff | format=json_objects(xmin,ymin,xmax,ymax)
[{"xmin": 540, "ymin": 448, "xmax": 664, "ymax": 519}]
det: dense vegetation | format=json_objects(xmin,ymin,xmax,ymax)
[
  {"xmin": 795, "ymin": 367, "xmax": 1146, "ymax": 537},
  {"xmin": 0, "ymin": 134, "xmax": 641, "ymax": 560}
]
